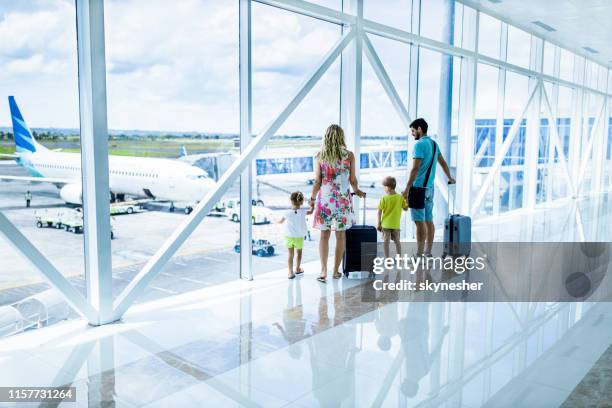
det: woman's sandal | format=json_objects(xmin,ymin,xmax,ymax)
[
  {"xmin": 288, "ymin": 273, "xmax": 296, "ymax": 280},
  {"xmin": 333, "ymin": 272, "xmax": 342, "ymax": 279},
  {"xmin": 316, "ymin": 276, "xmax": 327, "ymax": 283},
  {"xmin": 295, "ymin": 268, "xmax": 304, "ymax": 275}
]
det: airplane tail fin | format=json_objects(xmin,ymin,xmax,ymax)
[{"xmin": 8, "ymin": 96, "xmax": 47, "ymax": 154}]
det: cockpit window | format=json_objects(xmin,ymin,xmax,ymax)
[{"xmin": 187, "ymin": 174, "xmax": 208, "ymax": 180}]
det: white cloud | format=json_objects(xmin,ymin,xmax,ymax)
[{"xmin": 0, "ymin": 0, "xmax": 422, "ymax": 136}]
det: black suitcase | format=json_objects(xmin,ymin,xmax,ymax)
[{"xmin": 343, "ymin": 193, "xmax": 377, "ymax": 279}]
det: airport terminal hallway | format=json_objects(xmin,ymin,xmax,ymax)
[{"xmin": 1, "ymin": 193, "xmax": 611, "ymax": 407}]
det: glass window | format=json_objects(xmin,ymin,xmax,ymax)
[
  {"xmin": 478, "ymin": 12, "xmax": 501, "ymax": 59},
  {"xmin": 500, "ymin": 71, "xmax": 529, "ymax": 212},
  {"xmin": 0, "ymin": 1, "xmax": 83, "ymax": 337},
  {"xmin": 473, "ymin": 63, "xmax": 499, "ymax": 216},
  {"xmin": 253, "ymin": 3, "xmax": 341, "ymax": 266},
  {"xmin": 104, "ymin": 0, "xmax": 242, "ymax": 302},
  {"xmin": 506, "ymin": 25, "xmax": 531, "ymax": 68},
  {"xmin": 543, "ymin": 42, "xmax": 556, "ymax": 77},
  {"xmin": 559, "ymin": 49, "xmax": 574, "ymax": 82},
  {"xmin": 360, "ymin": 38, "xmax": 410, "ymax": 227},
  {"xmin": 252, "ymin": 2, "xmax": 340, "ymax": 134},
  {"xmin": 363, "ymin": 0, "xmax": 412, "ymax": 31},
  {"xmin": 420, "ymin": 0, "xmax": 456, "ymax": 44}
]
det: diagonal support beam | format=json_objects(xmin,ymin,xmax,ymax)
[
  {"xmin": 111, "ymin": 29, "xmax": 356, "ymax": 321},
  {"xmin": 0, "ymin": 212, "xmax": 97, "ymax": 322},
  {"xmin": 362, "ymin": 33, "xmax": 412, "ymax": 130},
  {"xmin": 540, "ymin": 87, "xmax": 576, "ymax": 197},
  {"xmin": 470, "ymin": 81, "xmax": 540, "ymax": 216},
  {"xmin": 576, "ymin": 99, "xmax": 606, "ymax": 190},
  {"xmin": 473, "ymin": 138, "xmax": 490, "ymax": 168}
]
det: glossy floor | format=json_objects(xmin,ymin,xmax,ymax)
[{"xmin": 0, "ymin": 194, "xmax": 611, "ymax": 407}]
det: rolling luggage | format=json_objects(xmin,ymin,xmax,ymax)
[
  {"xmin": 343, "ymin": 193, "xmax": 377, "ymax": 279},
  {"xmin": 444, "ymin": 183, "xmax": 471, "ymax": 257}
]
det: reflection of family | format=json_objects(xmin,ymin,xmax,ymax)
[{"xmin": 280, "ymin": 119, "xmax": 456, "ymax": 280}]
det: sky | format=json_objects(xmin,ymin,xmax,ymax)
[{"xmin": 0, "ymin": 0, "xmax": 545, "ymax": 137}]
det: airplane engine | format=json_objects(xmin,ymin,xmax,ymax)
[{"xmin": 59, "ymin": 184, "xmax": 82, "ymax": 205}]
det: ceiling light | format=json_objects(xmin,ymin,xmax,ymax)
[
  {"xmin": 487, "ymin": 0, "xmax": 502, "ymax": 3},
  {"xmin": 582, "ymin": 46, "xmax": 599, "ymax": 54},
  {"xmin": 532, "ymin": 21, "xmax": 556, "ymax": 32}
]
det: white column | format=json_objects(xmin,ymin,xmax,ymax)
[
  {"xmin": 493, "ymin": 23, "xmax": 507, "ymax": 215},
  {"xmin": 76, "ymin": 0, "xmax": 113, "ymax": 325},
  {"xmin": 340, "ymin": 0, "xmax": 363, "ymax": 215},
  {"xmin": 239, "ymin": 0, "xmax": 253, "ymax": 280},
  {"xmin": 523, "ymin": 36, "xmax": 543, "ymax": 209},
  {"xmin": 455, "ymin": 9, "xmax": 477, "ymax": 215}
]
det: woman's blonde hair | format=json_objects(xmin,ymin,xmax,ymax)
[{"xmin": 319, "ymin": 124, "xmax": 348, "ymax": 164}]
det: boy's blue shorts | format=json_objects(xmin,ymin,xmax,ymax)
[{"xmin": 410, "ymin": 187, "xmax": 434, "ymax": 222}]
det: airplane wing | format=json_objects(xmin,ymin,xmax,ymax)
[{"xmin": 0, "ymin": 175, "xmax": 76, "ymax": 185}]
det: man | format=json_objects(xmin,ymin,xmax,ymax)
[
  {"xmin": 402, "ymin": 118, "xmax": 455, "ymax": 256},
  {"xmin": 25, "ymin": 190, "xmax": 32, "ymax": 208}
]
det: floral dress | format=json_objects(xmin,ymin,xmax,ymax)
[{"xmin": 313, "ymin": 157, "xmax": 355, "ymax": 231}]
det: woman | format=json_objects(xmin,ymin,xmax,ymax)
[{"xmin": 309, "ymin": 124, "xmax": 365, "ymax": 282}]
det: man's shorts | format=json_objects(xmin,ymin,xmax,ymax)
[
  {"xmin": 410, "ymin": 187, "xmax": 434, "ymax": 222},
  {"xmin": 285, "ymin": 236, "xmax": 304, "ymax": 249}
]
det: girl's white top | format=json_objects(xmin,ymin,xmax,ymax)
[{"xmin": 284, "ymin": 208, "xmax": 308, "ymax": 237}]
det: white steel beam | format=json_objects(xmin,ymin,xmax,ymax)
[
  {"xmin": 473, "ymin": 138, "xmax": 490, "ymax": 167},
  {"xmin": 340, "ymin": 0, "xmax": 362, "ymax": 216},
  {"xmin": 239, "ymin": 0, "xmax": 253, "ymax": 280},
  {"xmin": 257, "ymin": 0, "xmax": 612, "ymax": 100},
  {"xmin": 576, "ymin": 99, "xmax": 607, "ymax": 190},
  {"xmin": 523, "ymin": 36, "xmax": 544, "ymax": 210},
  {"xmin": 362, "ymin": 19, "xmax": 611, "ymax": 100},
  {"xmin": 111, "ymin": 29, "xmax": 356, "ymax": 321},
  {"xmin": 540, "ymin": 86, "xmax": 576, "ymax": 196},
  {"xmin": 0, "ymin": 213, "xmax": 97, "ymax": 322},
  {"xmin": 471, "ymin": 81, "xmax": 540, "ymax": 216},
  {"xmin": 455, "ymin": 9, "xmax": 477, "ymax": 216},
  {"xmin": 75, "ymin": 0, "xmax": 113, "ymax": 324},
  {"xmin": 362, "ymin": 33, "xmax": 412, "ymax": 129},
  {"xmin": 254, "ymin": 0, "xmax": 355, "ymax": 25},
  {"xmin": 493, "ymin": 22, "xmax": 508, "ymax": 215},
  {"xmin": 593, "ymin": 98, "xmax": 609, "ymax": 192}
]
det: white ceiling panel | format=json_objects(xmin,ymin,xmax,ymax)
[{"xmin": 460, "ymin": 0, "xmax": 612, "ymax": 69}]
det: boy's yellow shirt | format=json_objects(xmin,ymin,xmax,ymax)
[{"xmin": 378, "ymin": 193, "xmax": 407, "ymax": 229}]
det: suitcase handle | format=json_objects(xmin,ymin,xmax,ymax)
[
  {"xmin": 350, "ymin": 192, "xmax": 366, "ymax": 225},
  {"xmin": 448, "ymin": 182, "xmax": 456, "ymax": 215}
]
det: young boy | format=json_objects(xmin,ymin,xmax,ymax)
[
  {"xmin": 278, "ymin": 191, "xmax": 313, "ymax": 279},
  {"xmin": 377, "ymin": 176, "xmax": 408, "ymax": 259}
]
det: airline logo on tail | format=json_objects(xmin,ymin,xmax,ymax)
[
  {"xmin": 9, "ymin": 96, "xmax": 38, "ymax": 154},
  {"xmin": 8, "ymin": 96, "xmax": 46, "ymax": 176}
]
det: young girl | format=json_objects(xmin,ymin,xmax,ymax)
[{"xmin": 278, "ymin": 191, "xmax": 313, "ymax": 279}]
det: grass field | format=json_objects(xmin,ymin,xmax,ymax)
[{"xmin": 0, "ymin": 145, "xmax": 15, "ymax": 160}]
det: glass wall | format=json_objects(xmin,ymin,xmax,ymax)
[
  {"xmin": 103, "ymin": 0, "xmax": 241, "ymax": 302},
  {"xmin": 252, "ymin": 2, "xmax": 342, "ymax": 272},
  {"xmin": 0, "ymin": 1, "xmax": 84, "ymax": 334}
]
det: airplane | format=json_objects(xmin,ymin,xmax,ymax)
[{"xmin": 0, "ymin": 96, "xmax": 216, "ymax": 214}]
